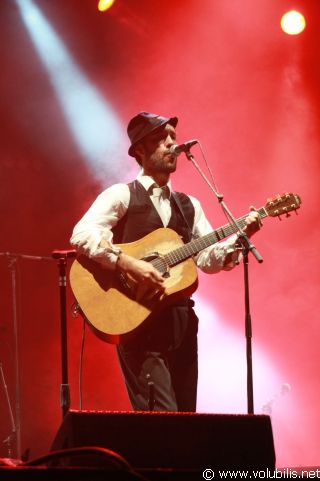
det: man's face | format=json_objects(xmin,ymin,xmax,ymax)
[{"xmin": 137, "ymin": 123, "xmax": 177, "ymax": 175}]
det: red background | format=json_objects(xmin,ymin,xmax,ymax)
[{"xmin": 0, "ymin": 0, "xmax": 319, "ymax": 468}]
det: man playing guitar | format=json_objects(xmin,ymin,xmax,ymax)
[{"xmin": 70, "ymin": 112, "xmax": 262, "ymax": 412}]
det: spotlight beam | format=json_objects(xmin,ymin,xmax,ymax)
[{"xmin": 15, "ymin": 0, "xmax": 125, "ymax": 179}]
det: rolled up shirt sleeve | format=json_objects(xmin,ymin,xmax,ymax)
[
  {"xmin": 190, "ymin": 196, "xmax": 241, "ymax": 274},
  {"xmin": 70, "ymin": 183, "xmax": 130, "ymax": 269}
]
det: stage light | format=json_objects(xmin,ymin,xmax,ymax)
[
  {"xmin": 98, "ymin": 0, "xmax": 115, "ymax": 12},
  {"xmin": 280, "ymin": 10, "xmax": 306, "ymax": 35},
  {"xmin": 15, "ymin": 0, "xmax": 125, "ymax": 182}
]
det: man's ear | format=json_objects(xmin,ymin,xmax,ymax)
[
  {"xmin": 133, "ymin": 142, "xmax": 145, "ymax": 166},
  {"xmin": 134, "ymin": 142, "xmax": 144, "ymax": 158}
]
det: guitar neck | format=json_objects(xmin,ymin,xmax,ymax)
[{"xmin": 164, "ymin": 206, "xmax": 268, "ymax": 266}]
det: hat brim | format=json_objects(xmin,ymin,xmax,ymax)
[{"xmin": 128, "ymin": 116, "xmax": 178, "ymax": 157}]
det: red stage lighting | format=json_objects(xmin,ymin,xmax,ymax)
[{"xmin": 280, "ymin": 10, "xmax": 306, "ymax": 35}]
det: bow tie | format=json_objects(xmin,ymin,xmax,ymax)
[{"xmin": 151, "ymin": 185, "xmax": 170, "ymax": 199}]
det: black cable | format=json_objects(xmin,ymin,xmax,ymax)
[
  {"xmin": 23, "ymin": 446, "xmax": 149, "ymax": 480},
  {"xmin": 79, "ymin": 316, "xmax": 86, "ymax": 410}
]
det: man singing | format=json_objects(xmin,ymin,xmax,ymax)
[{"xmin": 70, "ymin": 112, "xmax": 261, "ymax": 412}]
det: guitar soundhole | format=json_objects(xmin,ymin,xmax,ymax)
[
  {"xmin": 116, "ymin": 252, "xmax": 169, "ymax": 299},
  {"xmin": 143, "ymin": 252, "xmax": 169, "ymax": 277}
]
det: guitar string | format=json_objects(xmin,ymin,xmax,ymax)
[
  {"xmin": 153, "ymin": 196, "xmax": 299, "ymax": 270},
  {"xmin": 150, "ymin": 208, "xmax": 268, "ymax": 272}
]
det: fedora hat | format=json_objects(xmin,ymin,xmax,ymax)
[{"xmin": 127, "ymin": 111, "xmax": 178, "ymax": 157}]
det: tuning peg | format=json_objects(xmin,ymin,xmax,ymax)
[
  {"xmin": 295, "ymin": 210, "xmax": 299, "ymax": 215},
  {"xmin": 278, "ymin": 216, "xmax": 282, "ymax": 221},
  {"xmin": 285, "ymin": 213, "xmax": 291, "ymax": 217}
]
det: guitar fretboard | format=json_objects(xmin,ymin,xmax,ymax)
[{"xmin": 164, "ymin": 206, "xmax": 268, "ymax": 267}]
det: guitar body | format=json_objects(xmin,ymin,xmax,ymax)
[{"xmin": 70, "ymin": 228, "xmax": 198, "ymax": 344}]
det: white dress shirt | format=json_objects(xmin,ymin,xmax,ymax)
[{"xmin": 70, "ymin": 172, "xmax": 240, "ymax": 273}]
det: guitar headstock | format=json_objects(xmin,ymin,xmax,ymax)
[{"xmin": 265, "ymin": 193, "xmax": 302, "ymax": 217}]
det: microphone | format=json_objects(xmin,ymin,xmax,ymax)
[{"xmin": 169, "ymin": 139, "xmax": 198, "ymax": 156}]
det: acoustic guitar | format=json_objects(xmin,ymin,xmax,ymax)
[{"xmin": 70, "ymin": 193, "xmax": 301, "ymax": 344}]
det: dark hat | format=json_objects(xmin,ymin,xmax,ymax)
[{"xmin": 127, "ymin": 111, "xmax": 178, "ymax": 157}]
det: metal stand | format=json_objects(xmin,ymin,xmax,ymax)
[
  {"xmin": 51, "ymin": 250, "xmax": 76, "ymax": 419},
  {"xmin": 0, "ymin": 251, "xmax": 52, "ymax": 459},
  {"xmin": 0, "ymin": 362, "xmax": 16, "ymax": 458},
  {"xmin": 242, "ymin": 246, "xmax": 254, "ymax": 413},
  {"xmin": 7, "ymin": 255, "xmax": 21, "ymax": 459},
  {"xmin": 184, "ymin": 147, "xmax": 263, "ymax": 414},
  {"xmin": 0, "ymin": 248, "xmax": 76, "ymax": 453}
]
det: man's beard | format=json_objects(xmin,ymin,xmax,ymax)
[{"xmin": 148, "ymin": 152, "xmax": 177, "ymax": 173}]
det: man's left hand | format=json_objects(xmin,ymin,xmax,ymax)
[{"xmin": 244, "ymin": 206, "xmax": 263, "ymax": 238}]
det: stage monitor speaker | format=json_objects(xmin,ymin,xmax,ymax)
[{"xmin": 51, "ymin": 410, "xmax": 275, "ymax": 471}]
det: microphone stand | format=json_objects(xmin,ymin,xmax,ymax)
[
  {"xmin": 0, "ymin": 362, "xmax": 16, "ymax": 459},
  {"xmin": 0, "ymin": 248, "xmax": 76, "ymax": 455},
  {"xmin": 0, "ymin": 251, "xmax": 52, "ymax": 459},
  {"xmin": 184, "ymin": 148, "xmax": 263, "ymax": 414},
  {"xmin": 51, "ymin": 249, "xmax": 77, "ymax": 419}
]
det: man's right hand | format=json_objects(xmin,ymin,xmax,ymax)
[{"xmin": 117, "ymin": 253, "xmax": 165, "ymax": 300}]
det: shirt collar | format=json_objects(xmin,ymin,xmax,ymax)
[{"xmin": 136, "ymin": 171, "xmax": 172, "ymax": 195}]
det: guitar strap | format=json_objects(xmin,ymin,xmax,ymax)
[{"xmin": 171, "ymin": 191, "xmax": 194, "ymax": 242}]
